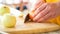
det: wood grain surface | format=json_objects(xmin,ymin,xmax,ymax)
[{"xmin": 0, "ymin": 17, "xmax": 60, "ymax": 34}]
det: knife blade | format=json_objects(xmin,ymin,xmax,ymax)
[
  {"xmin": 24, "ymin": 13, "xmax": 30, "ymax": 23},
  {"xmin": 24, "ymin": 13, "xmax": 33, "ymax": 23}
]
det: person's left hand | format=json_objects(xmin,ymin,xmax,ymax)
[{"xmin": 32, "ymin": 2, "xmax": 60, "ymax": 22}]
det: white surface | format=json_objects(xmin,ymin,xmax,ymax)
[
  {"xmin": 10, "ymin": 7, "xmax": 22, "ymax": 17},
  {"xmin": 0, "ymin": 0, "xmax": 3, "ymax": 3},
  {"xmin": 23, "ymin": 0, "xmax": 28, "ymax": 2},
  {"xmin": 0, "ymin": 31, "xmax": 8, "ymax": 34},
  {"xmin": 6, "ymin": 0, "xmax": 14, "ymax": 4},
  {"xmin": 14, "ymin": 0, "xmax": 22, "ymax": 4},
  {"xmin": 6, "ymin": 0, "xmax": 22, "ymax": 4},
  {"xmin": 0, "ymin": 0, "xmax": 22, "ymax": 4}
]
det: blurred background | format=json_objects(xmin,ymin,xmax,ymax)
[{"xmin": 0, "ymin": 0, "xmax": 36, "ymax": 11}]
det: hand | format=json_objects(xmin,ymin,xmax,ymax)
[{"xmin": 32, "ymin": 3, "xmax": 60, "ymax": 22}]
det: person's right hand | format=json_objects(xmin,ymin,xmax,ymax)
[{"xmin": 31, "ymin": 0, "xmax": 60, "ymax": 22}]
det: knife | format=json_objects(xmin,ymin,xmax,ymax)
[{"xmin": 24, "ymin": 13, "xmax": 33, "ymax": 23}]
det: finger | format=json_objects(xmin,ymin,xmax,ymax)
[
  {"xmin": 33, "ymin": 5, "xmax": 51, "ymax": 21},
  {"xmin": 37, "ymin": 11, "xmax": 56, "ymax": 22},
  {"xmin": 37, "ymin": 13, "xmax": 51, "ymax": 22},
  {"xmin": 34, "ymin": 0, "xmax": 45, "ymax": 10},
  {"xmin": 33, "ymin": 3, "xmax": 47, "ymax": 17},
  {"xmin": 37, "ymin": 11, "xmax": 52, "ymax": 22}
]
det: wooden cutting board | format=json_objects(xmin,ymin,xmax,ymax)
[{"xmin": 0, "ymin": 17, "xmax": 60, "ymax": 34}]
